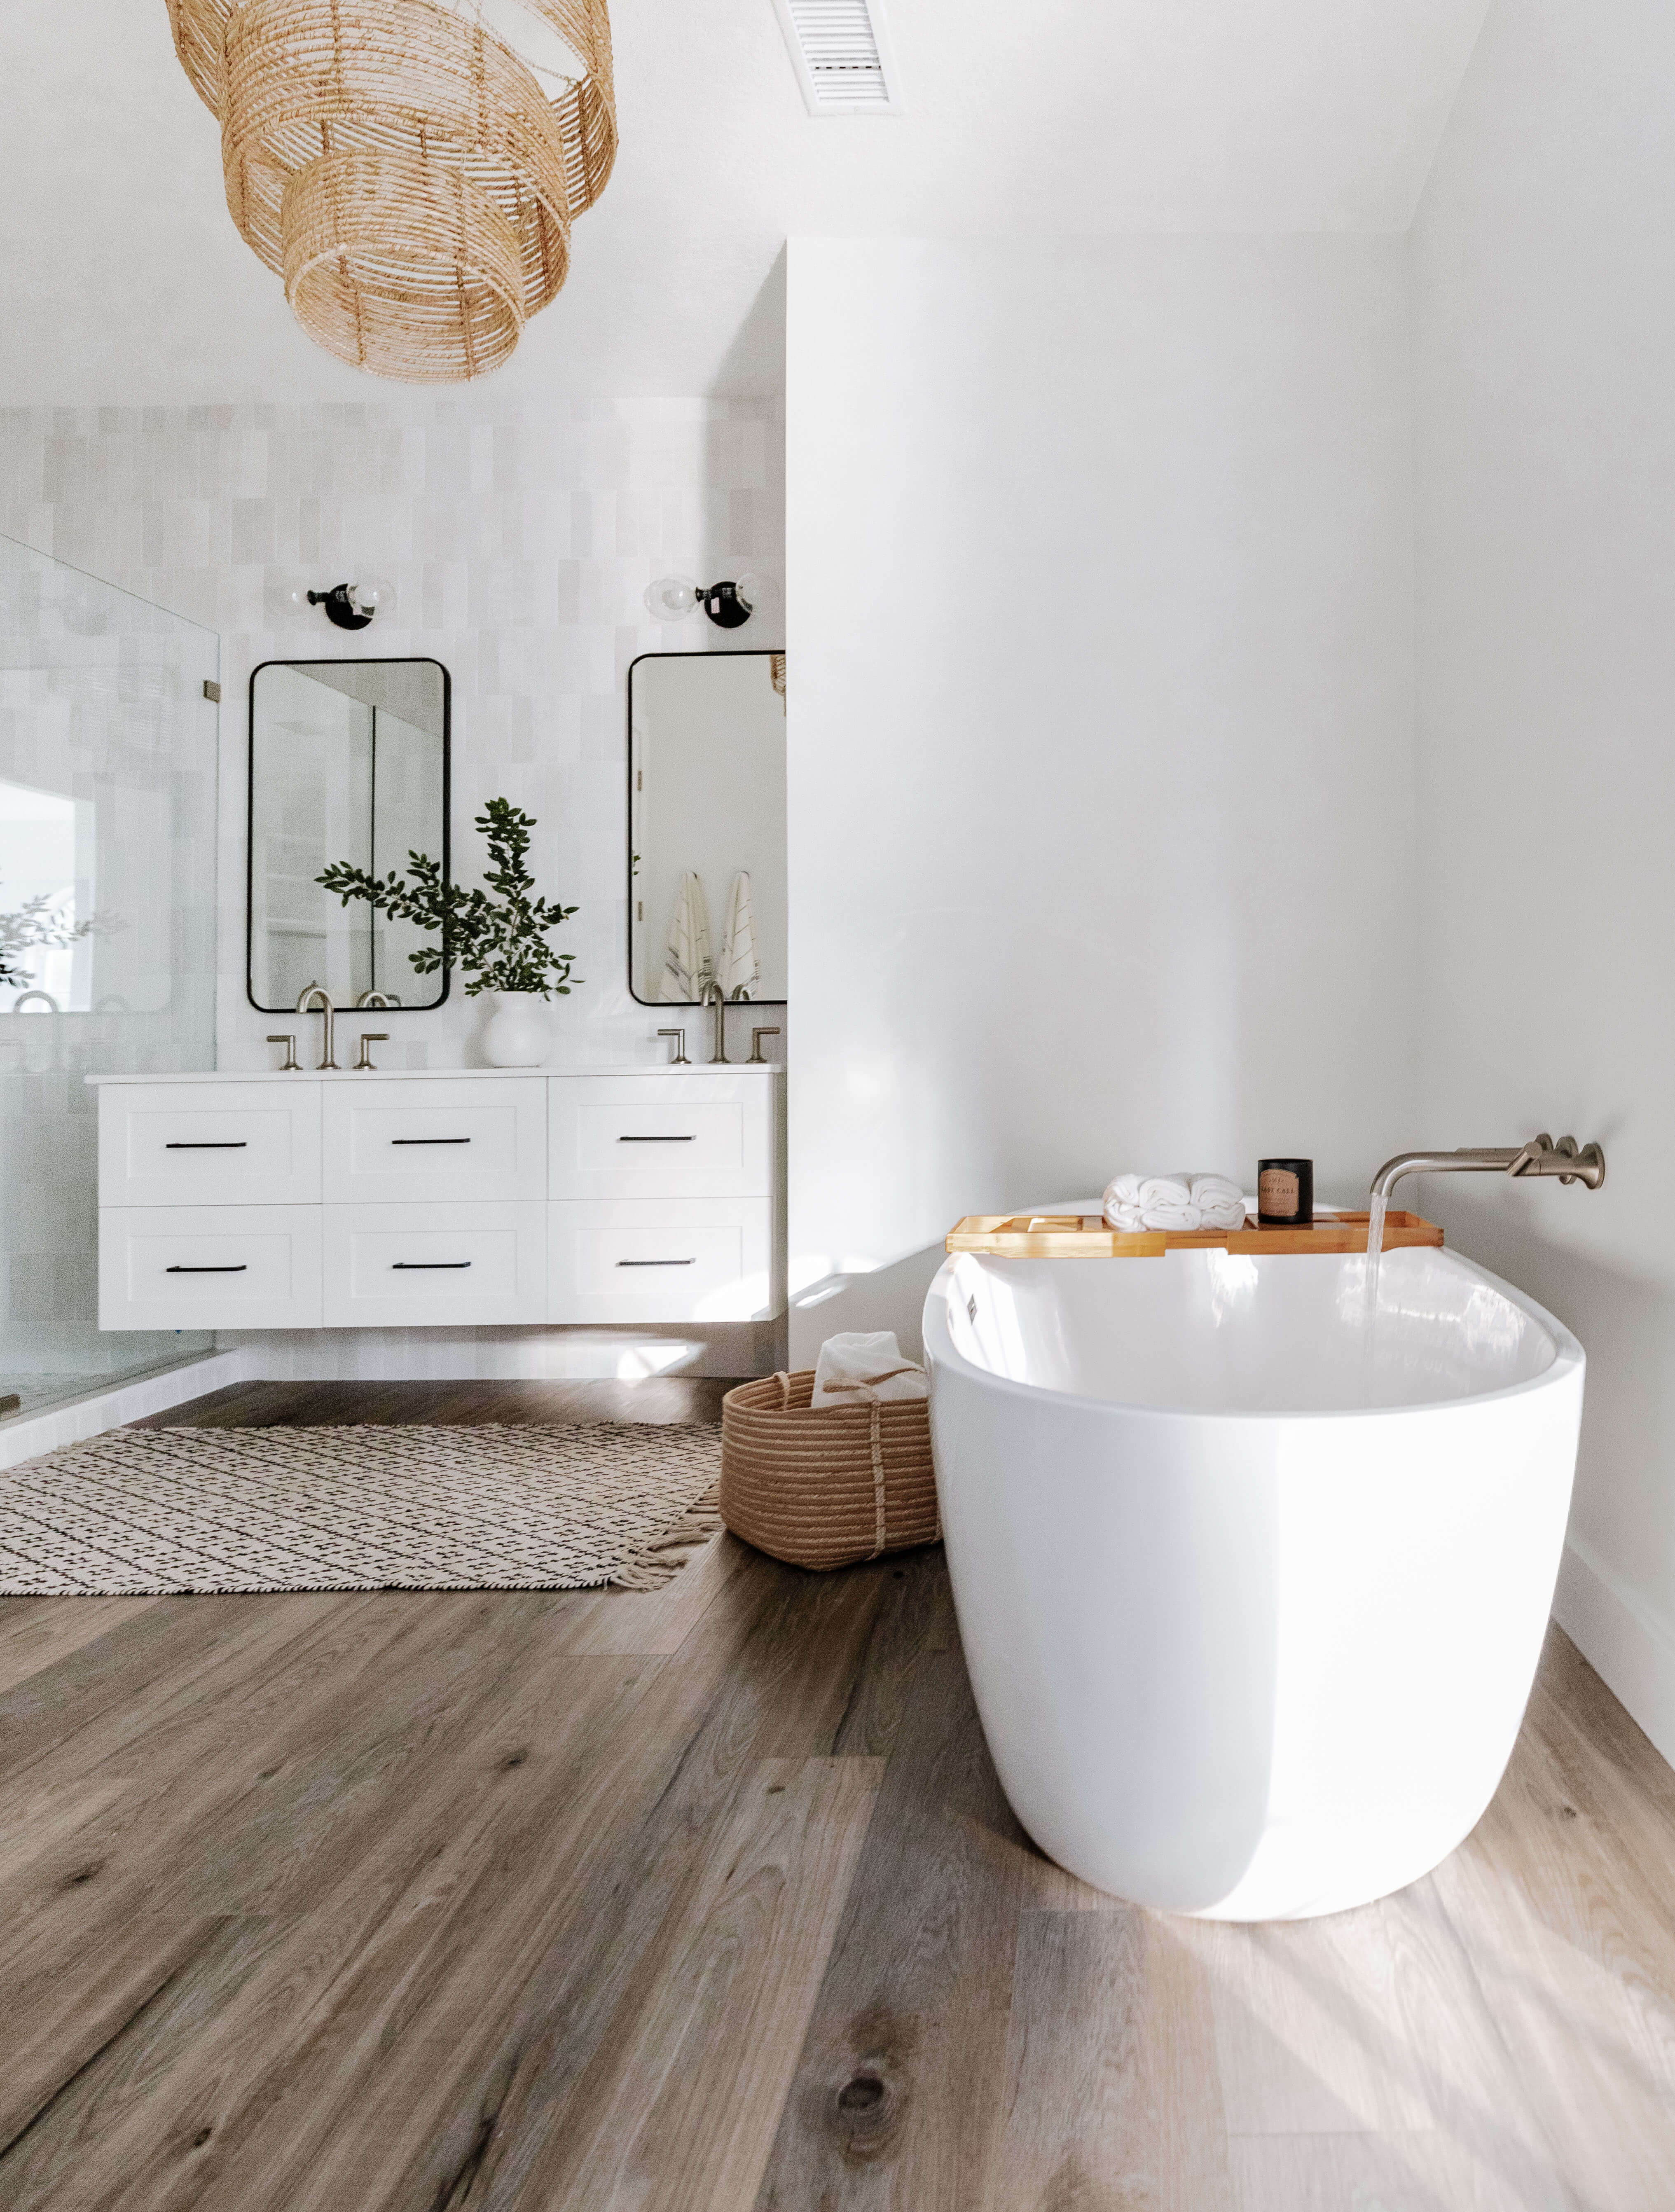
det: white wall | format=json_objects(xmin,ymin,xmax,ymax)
[
  {"xmin": 1413, "ymin": 0, "xmax": 1675, "ymax": 1760},
  {"xmin": 786, "ymin": 238, "xmax": 1418, "ymax": 1360}
]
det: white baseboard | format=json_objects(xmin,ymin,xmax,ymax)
[
  {"xmin": 0, "ymin": 1348, "xmax": 251, "ymax": 1469},
  {"xmin": 1553, "ymin": 1535, "xmax": 1675, "ymax": 1771}
]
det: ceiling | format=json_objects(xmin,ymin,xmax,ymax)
[{"xmin": 0, "ymin": 0, "xmax": 1492, "ymax": 406}]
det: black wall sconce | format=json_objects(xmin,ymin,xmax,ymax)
[
  {"xmin": 305, "ymin": 582, "xmax": 382, "ymax": 630},
  {"xmin": 644, "ymin": 573, "xmax": 779, "ymax": 629}
]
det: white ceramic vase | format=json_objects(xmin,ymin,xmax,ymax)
[{"xmin": 480, "ymin": 988, "xmax": 552, "ymax": 1067}]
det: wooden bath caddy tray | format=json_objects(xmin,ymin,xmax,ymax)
[{"xmin": 945, "ymin": 1209, "xmax": 1444, "ymax": 1259}]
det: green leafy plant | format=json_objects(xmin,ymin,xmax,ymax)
[
  {"xmin": 317, "ymin": 797, "xmax": 582, "ymax": 999},
  {"xmin": 0, "ymin": 891, "xmax": 119, "ymax": 990}
]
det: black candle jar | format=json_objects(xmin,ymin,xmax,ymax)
[{"xmin": 1257, "ymin": 1158, "xmax": 1314, "ymax": 1229}]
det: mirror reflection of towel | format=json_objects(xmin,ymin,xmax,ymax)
[
  {"xmin": 659, "ymin": 871, "xmax": 711, "ymax": 1001},
  {"xmin": 717, "ymin": 869, "xmax": 760, "ymax": 999}
]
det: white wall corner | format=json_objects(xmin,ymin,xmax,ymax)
[{"xmin": 1553, "ymin": 1535, "xmax": 1675, "ymax": 1772}]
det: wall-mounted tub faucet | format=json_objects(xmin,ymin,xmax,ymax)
[
  {"xmin": 296, "ymin": 984, "xmax": 338, "ymax": 1071},
  {"xmin": 1370, "ymin": 1134, "xmax": 1605, "ymax": 1206}
]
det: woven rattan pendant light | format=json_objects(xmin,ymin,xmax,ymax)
[{"xmin": 164, "ymin": 0, "xmax": 615, "ymax": 382}]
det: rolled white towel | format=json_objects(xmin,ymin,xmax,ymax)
[
  {"xmin": 1188, "ymin": 1174, "xmax": 1244, "ymax": 1208},
  {"xmin": 811, "ymin": 1330, "xmax": 929, "ymax": 1409},
  {"xmin": 1106, "ymin": 1170, "xmax": 1245, "ymax": 1234},
  {"xmin": 1173, "ymin": 1171, "xmax": 1247, "ymax": 1231},
  {"xmin": 1141, "ymin": 1202, "xmax": 1202, "ymax": 1232},
  {"xmin": 1138, "ymin": 1174, "xmax": 1193, "ymax": 1211}
]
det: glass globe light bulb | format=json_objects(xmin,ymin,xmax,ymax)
[
  {"xmin": 645, "ymin": 575, "xmax": 699, "ymax": 622},
  {"xmin": 734, "ymin": 571, "xmax": 780, "ymax": 618}
]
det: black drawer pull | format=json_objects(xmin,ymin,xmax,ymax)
[
  {"xmin": 617, "ymin": 1258, "xmax": 697, "ymax": 1268},
  {"xmin": 391, "ymin": 1260, "xmax": 472, "ymax": 1270},
  {"xmin": 165, "ymin": 1141, "xmax": 248, "ymax": 1150},
  {"xmin": 617, "ymin": 1135, "xmax": 696, "ymax": 1143},
  {"xmin": 391, "ymin": 1137, "xmax": 471, "ymax": 1146},
  {"xmin": 166, "ymin": 1264, "xmax": 248, "ymax": 1273}
]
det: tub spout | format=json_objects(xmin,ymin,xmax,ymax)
[{"xmin": 1370, "ymin": 1135, "xmax": 1605, "ymax": 1206}]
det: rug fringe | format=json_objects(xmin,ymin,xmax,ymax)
[{"xmin": 610, "ymin": 1482, "xmax": 723, "ymax": 1591}]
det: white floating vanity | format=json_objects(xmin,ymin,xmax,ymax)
[{"xmin": 91, "ymin": 1067, "xmax": 785, "ymax": 1331}]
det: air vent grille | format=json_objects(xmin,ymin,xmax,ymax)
[{"xmin": 772, "ymin": 0, "xmax": 902, "ymax": 115}]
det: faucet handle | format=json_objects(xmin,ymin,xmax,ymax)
[
  {"xmin": 1515, "ymin": 1133, "xmax": 1606, "ymax": 1189},
  {"xmin": 266, "ymin": 1033, "xmax": 300, "ymax": 1072},
  {"xmin": 747, "ymin": 1026, "xmax": 781, "ymax": 1065},
  {"xmin": 355, "ymin": 1033, "xmax": 389, "ymax": 1071},
  {"xmin": 657, "ymin": 1027, "xmax": 690, "ymax": 1066}
]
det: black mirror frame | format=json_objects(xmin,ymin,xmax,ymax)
[
  {"xmin": 246, "ymin": 655, "xmax": 452, "ymax": 1014},
  {"xmin": 626, "ymin": 648, "xmax": 788, "ymax": 1011}
]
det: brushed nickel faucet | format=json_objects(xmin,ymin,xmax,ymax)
[
  {"xmin": 700, "ymin": 977, "xmax": 728, "ymax": 1064},
  {"xmin": 296, "ymin": 984, "xmax": 338, "ymax": 1071},
  {"xmin": 1370, "ymin": 1134, "xmax": 1605, "ymax": 1206}
]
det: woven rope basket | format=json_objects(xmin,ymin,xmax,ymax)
[{"xmin": 719, "ymin": 1371, "xmax": 941, "ymax": 1573}]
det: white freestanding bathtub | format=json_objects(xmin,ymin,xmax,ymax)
[{"xmin": 922, "ymin": 1224, "xmax": 1584, "ymax": 1920}]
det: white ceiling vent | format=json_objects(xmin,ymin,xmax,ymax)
[{"xmin": 770, "ymin": 0, "xmax": 904, "ymax": 117}]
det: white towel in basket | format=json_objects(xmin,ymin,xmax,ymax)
[{"xmin": 811, "ymin": 1331, "xmax": 930, "ymax": 1409}]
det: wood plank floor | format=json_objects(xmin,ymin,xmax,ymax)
[{"xmin": 1, "ymin": 1379, "xmax": 1672, "ymax": 2208}]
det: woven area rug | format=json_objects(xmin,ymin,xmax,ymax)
[{"xmin": 0, "ymin": 1424, "xmax": 723, "ymax": 1596}]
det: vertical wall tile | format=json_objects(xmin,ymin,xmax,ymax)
[{"xmin": 0, "ymin": 391, "xmax": 785, "ymax": 1100}]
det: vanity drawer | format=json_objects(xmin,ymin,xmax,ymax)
[
  {"xmin": 99, "ymin": 1205, "xmax": 323, "ymax": 1328},
  {"xmin": 99, "ymin": 1083, "xmax": 322, "ymax": 1207},
  {"xmin": 547, "ymin": 1077, "xmax": 773, "ymax": 1199},
  {"xmin": 548, "ymin": 1199, "xmax": 775, "ymax": 1322},
  {"xmin": 322, "ymin": 1079, "xmax": 547, "ymax": 1204},
  {"xmin": 323, "ymin": 1203, "xmax": 547, "ymax": 1326}
]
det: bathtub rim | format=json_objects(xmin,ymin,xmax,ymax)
[{"xmin": 924, "ymin": 1237, "xmax": 1585, "ymax": 1427}]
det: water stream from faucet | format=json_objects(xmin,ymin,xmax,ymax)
[{"xmin": 1362, "ymin": 1189, "xmax": 1389, "ymax": 1321}]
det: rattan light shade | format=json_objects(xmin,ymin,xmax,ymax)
[
  {"xmin": 164, "ymin": 0, "xmax": 615, "ymax": 383},
  {"xmin": 283, "ymin": 151, "xmax": 528, "ymax": 380}
]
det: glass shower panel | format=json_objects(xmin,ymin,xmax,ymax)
[{"xmin": 0, "ymin": 535, "xmax": 219, "ymax": 1415}]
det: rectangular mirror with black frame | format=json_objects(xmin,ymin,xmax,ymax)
[
  {"xmin": 629, "ymin": 650, "xmax": 787, "ymax": 1007},
  {"xmin": 248, "ymin": 657, "xmax": 449, "ymax": 1012}
]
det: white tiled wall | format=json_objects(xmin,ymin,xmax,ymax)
[
  {"xmin": 0, "ymin": 393, "xmax": 788, "ymax": 1382},
  {"xmin": 0, "ymin": 394, "xmax": 786, "ymax": 1071}
]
